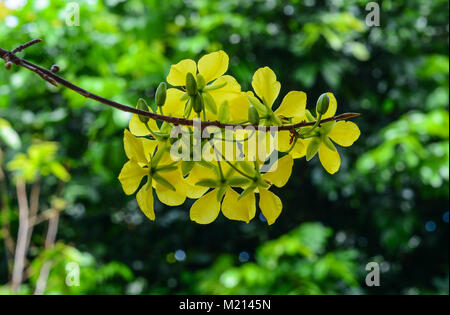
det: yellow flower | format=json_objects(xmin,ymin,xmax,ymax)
[
  {"xmin": 118, "ymin": 130, "xmax": 186, "ymax": 220},
  {"xmin": 165, "ymin": 51, "xmax": 241, "ymax": 119},
  {"xmin": 247, "ymin": 67, "xmax": 311, "ymax": 159},
  {"xmin": 304, "ymin": 95, "xmax": 360, "ymax": 174},
  {"xmin": 190, "ymin": 187, "xmax": 256, "ymax": 224}
]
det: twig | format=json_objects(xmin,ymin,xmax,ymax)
[
  {"xmin": 25, "ymin": 181, "xmax": 40, "ymax": 252},
  {"xmin": 0, "ymin": 40, "xmax": 360, "ymax": 131},
  {"xmin": 11, "ymin": 180, "xmax": 29, "ymax": 294},
  {"xmin": 34, "ymin": 213, "xmax": 60, "ymax": 295}
]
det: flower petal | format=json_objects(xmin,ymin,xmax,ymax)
[
  {"xmin": 118, "ymin": 160, "xmax": 147, "ymax": 195},
  {"xmin": 198, "ymin": 50, "xmax": 229, "ymax": 83},
  {"xmin": 328, "ymin": 121, "xmax": 360, "ymax": 147},
  {"xmin": 275, "ymin": 91, "xmax": 306, "ymax": 119},
  {"xmin": 164, "ymin": 88, "xmax": 187, "ymax": 118},
  {"xmin": 252, "ymin": 67, "xmax": 280, "ymax": 107},
  {"xmin": 228, "ymin": 92, "xmax": 251, "ymax": 123},
  {"xmin": 166, "ymin": 59, "xmax": 197, "ymax": 86},
  {"xmin": 262, "ymin": 154, "xmax": 293, "ymax": 187},
  {"xmin": 291, "ymin": 139, "xmax": 306, "ymax": 159},
  {"xmin": 259, "ymin": 188, "xmax": 282, "ymax": 225},
  {"xmin": 154, "ymin": 169, "xmax": 187, "ymax": 206},
  {"xmin": 124, "ymin": 129, "xmax": 147, "ymax": 164},
  {"xmin": 207, "ymin": 75, "xmax": 241, "ymax": 108},
  {"xmin": 129, "ymin": 114, "xmax": 158, "ymax": 137},
  {"xmin": 322, "ymin": 92, "xmax": 337, "ymax": 118},
  {"xmin": 190, "ymin": 189, "xmax": 221, "ymax": 224},
  {"xmin": 318, "ymin": 143, "xmax": 341, "ymax": 174},
  {"xmin": 185, "ymin": 163, "xmax": 215, "ymax": 199},
  {"xmin": 136, "ymin": 184, "xmax": 155, "ymax": 221},
  {"xmin": 222, "ymin": 188, "xmax": 256, "ymax": 223}
]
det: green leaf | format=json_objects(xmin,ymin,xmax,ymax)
[
  {"xmin": 181, "ymin": 161, "xmax": 195, "ymax": 177},
  {"xmin": 0, "ymin": 119, "xmax": 21, "ymax": 150},
  {"xmin": 306, "ymin": 137, "xmax": 321, "ymax": 161},
  {"xmin": 238, "ymin": 184, "xmax": 257, "ymax": 201},
  {"xmin": 322, "ymin": 136, "xmax": 337, "ymax": 152},
  {"xmin": 218, "ymin": 101, "xmax": 230, "ymax": 123},
  {"xmin": 202, "ymin": 92, "xmax": 217, "ymax": 115},
  {"xmin": 195, "ymin": 179, "xmax": 219, "ymax": 188},
  {"xmin": 216, "ymin": 185, "xmax": 227, "ymax": 202},
  {"xmin": 228, "ymin": 177, "xmax": 251, "ymax": 187}
]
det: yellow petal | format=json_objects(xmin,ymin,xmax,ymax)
[
  {"xmin": 141, "ymin": 138, "xmax": 158, "ymax": 161},
  {"xmin": 166, "ymin": 59, "xmax": 197, "ymax": 86},
  {"xmin": 124, "ymin": 129, "xmax": 147, "ymax": 164},
  {"xmin": 291, "ymin": 139, "xmax": 306, "ymax": 159},
  {"xmin": 318, "ymin": 143, "xmax": 341, "ymax": 174},
  {"xmin": 118, "ymin": 160, "xmax": 147, "ymax": 195},
  {"xmin": 222, "ymin": 188, "xmax": 256, "ymax": 223},
  {"xmin": 164, "ymin": 88, "xmax": 186, "ymax": 118},
  {"xmin": 207, "ymin": 75, "xmax": 241, "ymax": 107},
  {"xmin": 185, "ymin": 163, "xmax": 215, "ymax": 198},
  {"xmin": 228, "ymin": 92, "xmax": 251, "ymax": 123},
  {"xmin": 277, "ymin": 130, "xmax": 293, "ymax": 152},
  {"xmin": 275, "ymin": 91, "xmax": 306, "ymax": 119},
  {"xmin": 129, "ymin": 100, "xmax": 159, "ymax": 137},
  {"xmin": 328, "ymin": 121, "xmax": 360, "ymax": 147},
  {"xmin": 154, "ymin": 169, "xmax": 187, "ymax": 206},
  {"xmin": 136, "ymin": 185, "xmax": 155, "ymax": 221},
  {"xmin": 252, "ymin": 67, "xmax": 280, "ymax": 107},
  {"xmin": 198, "ymin": 50, "xmax": 229, "ymax": 83},
  {"xmin": 259, "ymin": 188, "xmax": 282, "ymax": 225},
  {"xmin": 322, "ymin": 92, "xmax": 337, "ymax": 119},
  {"xmin": 262, "ymin": 154, "xmax": 293, "ymax": 188},
  {"xmin": 190, "ymin": 189, "xmax": 221, "ymax": 224}
]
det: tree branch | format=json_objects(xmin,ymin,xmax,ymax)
[{"xmin": 0, "ymin": 40, "xmax": 360, "ymax": 131}]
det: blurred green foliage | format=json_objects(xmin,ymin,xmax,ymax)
[
  {"xmin": 190, "ymin": 223, "xmax": 360, "ymax": 294},
  {"xmin": 0, "ymin": 0, "xmax": 448, "ymax": 294}
]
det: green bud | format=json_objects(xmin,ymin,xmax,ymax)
[
  {"xmin": 155, "ymin": 82, "xmax": 167, "ymax": 107},
  {"xmin": 196, "ymin": 74, "xmax": 206, "ymax": 90},
  {"xmin": 192, "ymin": 93, "xmax": 204, "ymax": 114},
  {"xmin": 248, "ymin": 105, "xmax": 260, "ymax": 125},
  {"xmin": 186, "ymin": 72, "xmax": 197, "ymax": 96},
  {"xmin": 137, "ymin": 98, "xmax": 150, "ymax": 123},
  {"xmin": 316, "ymin": 93, "xmax": 330, "ymax": 116}
]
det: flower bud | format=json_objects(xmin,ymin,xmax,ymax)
[
  {"xmin": 137, "ymin": 98, "xmax": 150, "ymax": 123},
  {"xmin": 186, "ymin": 72, "xmax": 197, "ymax": 96},
  {"xmin": 155, "ymin": 82, "xmax": 167, "ymax": 107},
  {"xmin": 316, "ymin": 93, "xmax": 330, "ymax": 116},
  {"xmin": 248, "ymin": 105, "xmax": 260, "ymax": 125},
  {"xmin": 192, "ymin": 93, "xmax": 204, "ymax": 114}
]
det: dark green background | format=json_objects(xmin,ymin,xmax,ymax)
[{"xmin": 0, "ymin": 0, "xmax": 448, "ymax": 294}]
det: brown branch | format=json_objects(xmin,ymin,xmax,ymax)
[{"xmin": 0, "ymin": 40, "xmax": 360, "ymax": 131}]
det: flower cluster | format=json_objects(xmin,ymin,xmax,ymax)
[{"xmin": 118, "ymin": 51, "xmax": 360, "ymax": 225}]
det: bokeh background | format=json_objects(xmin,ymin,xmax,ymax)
[{"xmin": 0, "ymin": 0, "xmax": 448, "ymax": 295}]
